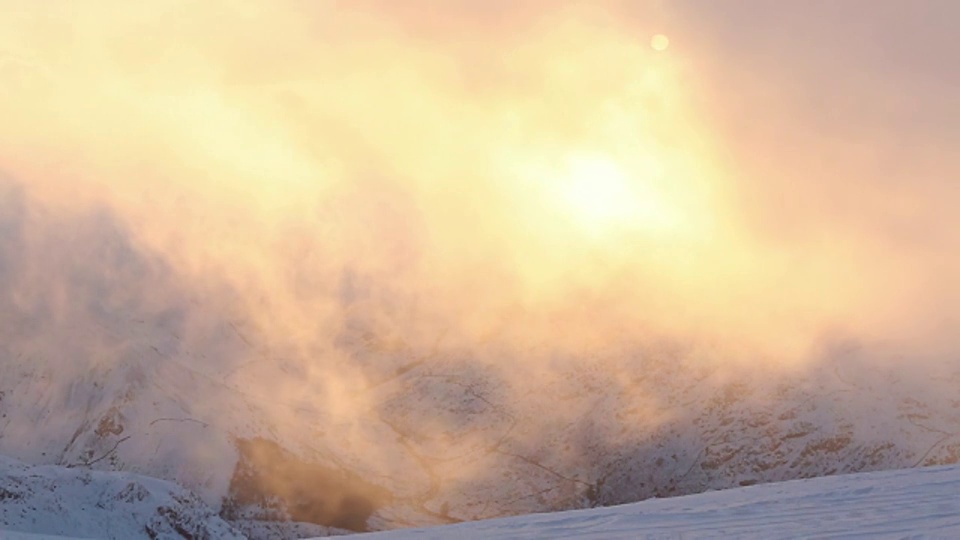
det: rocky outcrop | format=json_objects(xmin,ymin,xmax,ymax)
[
  {"xmin": 222, "ymin": 438, "xmax": 390, "ymax": 532},
  {"xmin": 0, "ymin": 455, "xmax": 243, "ymax": 539}
]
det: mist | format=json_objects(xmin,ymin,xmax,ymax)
[{"xmin": 2, "ymin": 0, "xmax": 959, "ymax": 529}]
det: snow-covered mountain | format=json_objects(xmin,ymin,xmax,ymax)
[
  {"xmin": 0, "ymin": 454, "xmax": 243, "ymax": 539},
  {"xmin": 3, "ymin": 178, "xmax": 960, "ymax": 536}
]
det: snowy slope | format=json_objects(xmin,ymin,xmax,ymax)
[
  {"xmin": 0, "ymin": 533, "xmax": 82, "ymax": 540},
  {"xmin": 7, "ymin": 460, "xmax": 958, "ymax": 539},
  {"xmin": 353, "ymin": 464, "xmax": 960, "ymax": 539},
  {"xmin": 0, "ymin": 454, "xmax": 242, "ymax": 539}
]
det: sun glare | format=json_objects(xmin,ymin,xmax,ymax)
[{"xmin": 555, "ymin": 154, "xmax": 673, "ymax": 236}]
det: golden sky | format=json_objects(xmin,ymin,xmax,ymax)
[{"xmin": 1, "ymin": 0, "xmax": 958, "ymax": 365}]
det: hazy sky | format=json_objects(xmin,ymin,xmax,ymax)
[{"xmin": 1, "ymin": 0, "xmax": 958, "ymax": 368}]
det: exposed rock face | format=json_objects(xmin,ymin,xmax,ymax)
[{"xmin": 222, "ymin": 438, "xmax": 389, "ymax": 532}]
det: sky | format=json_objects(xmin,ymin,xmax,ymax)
[{"xmin": 2, "ymin": 0, "xmax": 958, "ymax": 397}]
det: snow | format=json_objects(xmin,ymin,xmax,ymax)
[
  {"xmin": 2, "ymin": 443, "xmax": 960, "ymax": 539},
  {"xmin": 0, "ymin": 533, "xmax": 88, "ymax": 540},
  {"xmin": 351, "ymin": 464, "xmax": 960, "ymax": 539},
  {"xmin": 0, "ymin": 454, "xmax": 243, "ymax": 540}
]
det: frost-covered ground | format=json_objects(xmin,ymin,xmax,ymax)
[
  {"xmin": 0, "ymin": 454, "xmax": 242, "ymax": 539},
  {"xmin": 353, "ymin": 464, "xmax": 960, "ymax": 539},
  {"xmin": 3, "ymin": 455, "xmax": 959, "ymax": 538}
]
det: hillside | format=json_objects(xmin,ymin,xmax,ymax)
[
  {"xmin": 0, "ymin": 454, "xmax": 242, "ymax": 539},
  {"xmin": 351, "ymin": 463, "xmax": 960, "ymax": 539},
  {"xmin": 4, "ymin": 457, "xmax": 957, "ymax": 539},
  {"xmin": 2, "ymin": 189, "xmax": 960, "ymax": 532}
]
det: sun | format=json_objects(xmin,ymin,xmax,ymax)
[{"xmin": 651, "ymin": 34, "xmax": 670, "ymax": 52}]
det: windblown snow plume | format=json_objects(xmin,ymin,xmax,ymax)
[{"xmin": 1, "ymin": 0, "xmax": 959, "ymax": 535}]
